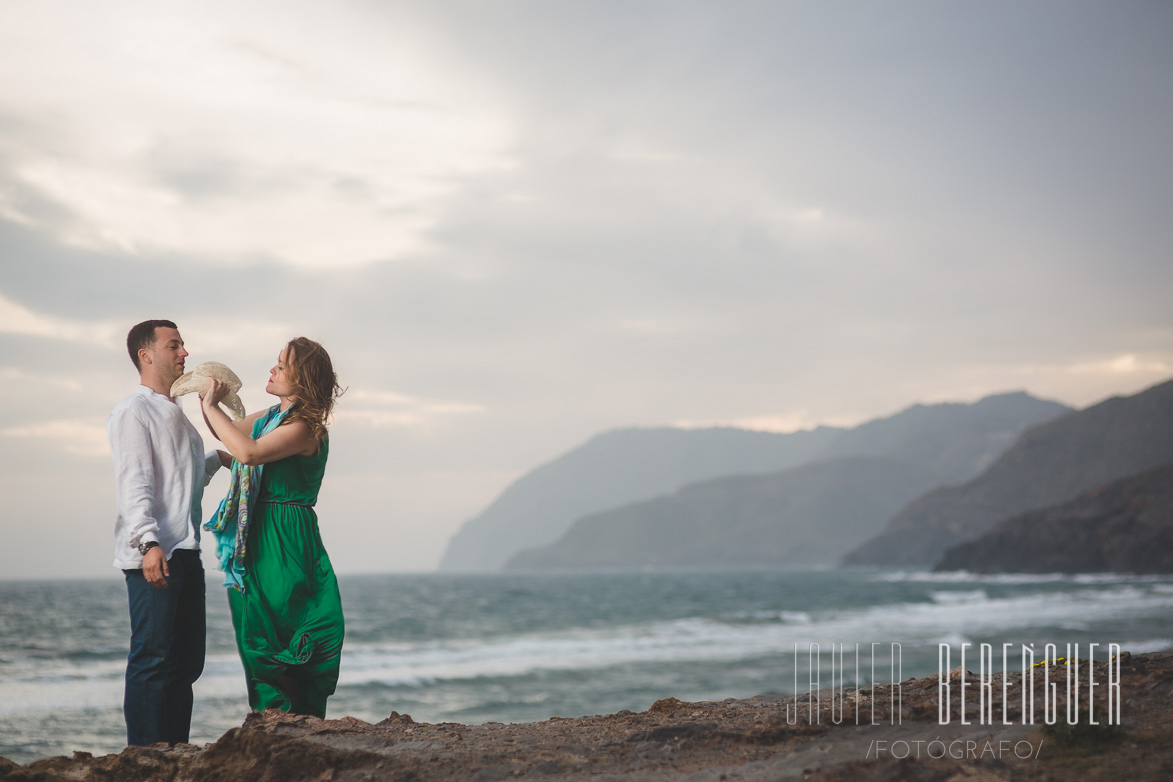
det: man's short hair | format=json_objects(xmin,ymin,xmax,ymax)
[{"xmin": 127, "ymin": 319, "xmax": 178, "ymax": 371}]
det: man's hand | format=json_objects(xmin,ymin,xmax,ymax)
[{"xmin": 142, "ymin": 546, "xmax": 170, "ymax": 589}]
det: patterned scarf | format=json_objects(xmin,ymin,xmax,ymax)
[{"xmin": 204, "ymin": 405, "xmax": 287, "ymax": 591}]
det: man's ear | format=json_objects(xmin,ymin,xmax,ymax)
[{"xmin": 139, "ymin": 348, "xmax": 152, "ymax": 366}]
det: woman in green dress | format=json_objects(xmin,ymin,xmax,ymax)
[{"xmin": 201, "ymin": 337, "xmax": 345, "ymax": 717}]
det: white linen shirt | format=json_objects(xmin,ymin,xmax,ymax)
[{"xmin": 108, "ymin": 385, "xmax": 221, "ymax": 569}]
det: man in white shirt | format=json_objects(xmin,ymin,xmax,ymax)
[{"xmin": 108, "ymin": 319, "xmax": 225, "ymax": 746}]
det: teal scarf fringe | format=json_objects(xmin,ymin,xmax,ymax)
[{"xmin": 203, "ymin": 405, "xmax": 287, "ymax": 591}]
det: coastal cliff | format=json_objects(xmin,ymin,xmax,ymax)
[
  {"xmin": 934, "ymin": 463, "xmax": 1173, "ymax": 573},
  {"xmin": 845, "ymin": 378, "xmax": 1173, "ymax": 566},
  {"xmin": 506, "ymin": 456, "xmax": 938, "ymax": 569},
  {"xmin": 441, "ymin": 393, "xmax": 1069, "ymax": 572}
]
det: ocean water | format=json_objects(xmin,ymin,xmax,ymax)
[{"xmin": 2, "ymin": 568, "xmax": 1172, "ymax": 765}]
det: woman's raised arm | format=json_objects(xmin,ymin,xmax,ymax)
[
  {"xmin": 202, "ymin": 404, "xmax": 264, "ymax": 441},
  {"xmin": 202, "ymin": 378, "xmax": 317, "ymax": 465}
]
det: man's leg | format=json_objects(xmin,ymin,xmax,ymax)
[
  {"xmin": 124, "ymin": 565, "xmax": 181, "ymax": 746},
  {"xmin": 162, "ymin": 550, "xmax": 206, "ymax": 744}
]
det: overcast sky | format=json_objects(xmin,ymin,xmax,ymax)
[{"xmin": 2, "ymin": 1, "xmax": 1171, "ymax": 580}]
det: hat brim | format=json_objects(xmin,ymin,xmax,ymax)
[
  {"xmin": 170, "ymin": 370, "xmax": 247, "ymax": 421},
  {"xmin": 223, "ymin": 391, "xmax": 246, "ymax": 421}
]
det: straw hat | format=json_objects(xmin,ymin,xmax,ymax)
[{"xmin": 171, "ymin": 361, "xmax": 247, "ymax": 420}]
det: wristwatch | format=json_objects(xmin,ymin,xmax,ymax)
[{"xmin": 138, "ymin": 540, "xmax": 160, "ymax": 556}]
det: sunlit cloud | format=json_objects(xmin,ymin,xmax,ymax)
[
  {"xmin": 923, "ymin": 353, "xmax": 1173, "ymax": 412},
  {"xmin": 345, "ymin": 390, "xmax": 420, "ymax": 406},
  {"xmin": 754, "ymin": 200, "xmax": 874, "ymax": 256},
  {"xmin": 0, "ymin": 1, "xmax": 516, "ymax": 268},
  {"xmin": 1, "ymin": 418, "xmax": 110, "ymax": 456},
  {"xmin": 1063, "ymin": 354, "xmax": 1173, "ymax": 376},
  {"xmin": 603, "ymin": 136, "xmax": 681, "ymax": 163},
  {"xmin": 177, "ymin": 318, "xmax": 299, "ymax": 356},
  {"xmin": 0, "ymin": 292, "xmax": 122, "ymax": 347},
  {"xmin": 792, "ymin": 208, "xmax": 825, "ymax": 223},
  {"xmin": 616, "ymin": 317, "xmax": 695, "ymax": 335},
  {"xmin": 0, "ymin": 367, "xmax": 85, "ymax": 393},
  {"xmin": 673, "ymin": 410, "xmax": 867, "ymax": 434},
  {"xmin": 0, "ymin": 192, "xmax": 38, "ymax": 227},
  {"xmin": 337, "ymin": 388, "xmax": 486, "ymax": 432}
]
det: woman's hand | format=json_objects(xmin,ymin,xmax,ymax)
[{"xmin": 203, "ymin": 377, "xmax": 230, "ymax": 408}]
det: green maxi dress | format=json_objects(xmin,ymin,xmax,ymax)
[{"xmin": 226, "ymin": 409, "xmax": 345, "ymax": 717}]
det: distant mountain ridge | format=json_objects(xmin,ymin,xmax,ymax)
[
  {"xmin": 439, "ymin": 391, "xmax": 1071, "ymax": 571},
  {"xmin": 505, "ymin": 456, "xmax": 940, "ymax": 569},
  {"xmin": 934, "ymin": 463, "xmax": 1173, "ymax": 574},
  {"xmin": 843, "ymin": 378, "xmax": 1173, "ymax": 566},
  {"xmin": 438, "ymin": 426, "xmax": 844, "ymax": 571},
  {"xmin": 815, "ymin": 392, "xmax": 1061, "ymax": 482}
]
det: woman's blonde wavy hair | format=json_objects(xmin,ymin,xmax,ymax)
[{"xmin": 281, "ymin": 337, "xmax": 343, "ymax": 445}]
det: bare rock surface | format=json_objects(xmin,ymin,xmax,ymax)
[{"xmin": 4, "ymin": 652, "xmax": 1172, "ymax": 781}]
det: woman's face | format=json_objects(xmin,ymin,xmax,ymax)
[{"xmin": 266, "ymin": 345, "xmax": 295, "ymax": 399}]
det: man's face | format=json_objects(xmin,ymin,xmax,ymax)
[{"xmin": 143, "ymin": 327, "xmax": 188, "ymax": 388}]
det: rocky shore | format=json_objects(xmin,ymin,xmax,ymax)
[{"xmin": 4, "ymin": 651, "xmax": 1171, "ymax": 782}]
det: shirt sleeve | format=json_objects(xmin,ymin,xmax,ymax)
[
  {"xmin": 109, "ymin": 405, "xmax": 159, "ymax": 549},
  {"xmin": 203, "ymin": 450, "xmax": 221, "ymax": 486}
]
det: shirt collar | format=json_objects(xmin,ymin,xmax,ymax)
[{"xmin": 136, "ymin": 384, "xmax": 178, "ymax": 404}]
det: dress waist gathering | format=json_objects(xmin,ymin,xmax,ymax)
[{"xmin": 256, "ymin": 498, "xmax": 316, "ymax": 509}]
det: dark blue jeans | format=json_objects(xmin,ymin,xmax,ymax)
[{"xmin": 123, "ymin": 548, "xmax": 206, "ymax": 746}]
